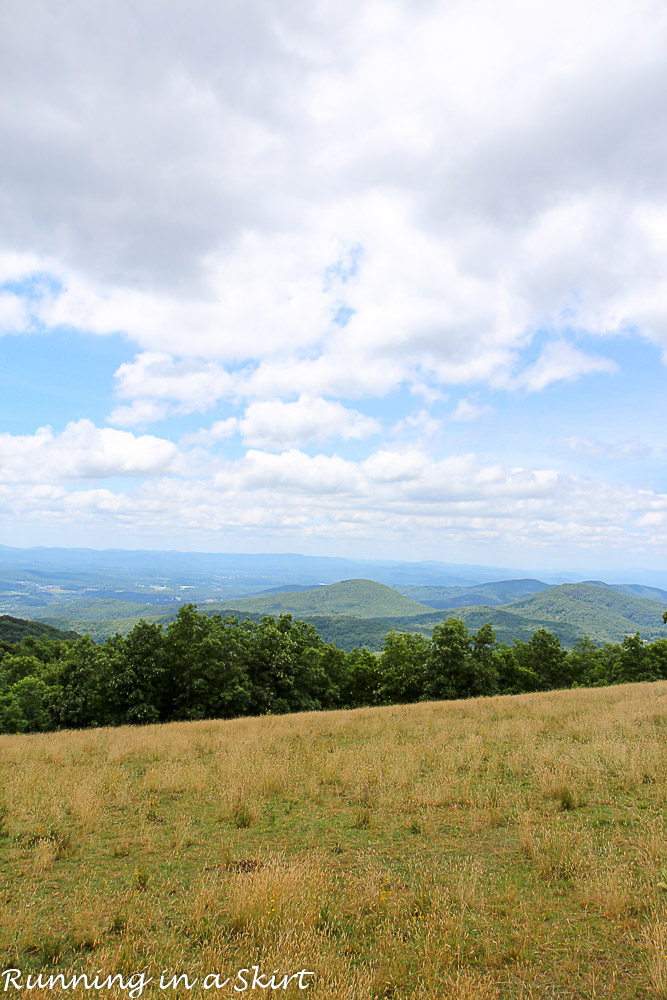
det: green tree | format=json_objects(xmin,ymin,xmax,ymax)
[
  {"xmin": 612, "ymin": 633, "xmax": 660, "ymax": 684},
  {"xmin": 378, "ymin": 631, "xmax": 429, "ymax": 705},
  {"xmin": 648, "ymin": 638, "xmax": 667, "ymax": 681},
  {"xmin": 0, "ymin": 653, "xmax": 44, "ymax": 690},
  {"xmin": 163, "ymin": 606, "xmax": 251, "ymax": 721},
  {"xmin": 514, "ymin": 629, "xmax": 569, "ymax": 691},
  {"xmin": 341, "ymin": 647, "xmax": 380, "ymax": 707},
  {"xmin": 56, "ymin": 635, "xmax": 106, "ymax": 728},
  {"xmin": 567, "ymin": 637, "xmax": 603, "ymax": 687},
  {"xmin": 426, "ymin": 617, "xmax": 491, "ymax": 700},
  {"xmin": 471, "ymin": 623, "xmax": 500, "ymax": 695},
  {"xmin": 10, "ymin": 676, "xmax": 54, "ymax": 732},
  {"xmin": 0, "ymin": 691, "xmax": 26, "ymax": 734},
  {"xmin": 102, "ymin": 620, "xmax": 166, "ymax": 725},
  {"xmin": 495, "ymin": 643, "xmax": 539, "ymax": 695},
  {"xmin": 246, "ymin": 614, "xmax": 329, "ymax": 714}
]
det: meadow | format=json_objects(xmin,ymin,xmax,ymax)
[{"xmin": 0, "ymin": 682, "xmax": 666, "ymax": 999}]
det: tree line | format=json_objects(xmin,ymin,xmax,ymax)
[{"xmin": 1, "ymin": 603, "xmax": 667, "ymax": 734}]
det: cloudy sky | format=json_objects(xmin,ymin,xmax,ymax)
[{"xmin": 1, "ymin": 0, "xmax": 667, "ymax": 570}]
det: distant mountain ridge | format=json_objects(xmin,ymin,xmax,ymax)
[
  {"xmin": 2, "ymin": 547, "xmax": 667, "ymax": 650},
  {"xmin": 221, "ymin": 579, "xmax": 432, "ymax": 619},
  {"xmin": 502, "ymin": 583, "xmax": 667, "ymax": 642},
  {"xmin": 399, "ymin": 579, "xmax": 550, "ymax": 609}
]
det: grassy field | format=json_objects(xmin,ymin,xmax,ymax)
[{"xmin": 0, "ymin": 684, "xmax": 666, "ymax": 998}]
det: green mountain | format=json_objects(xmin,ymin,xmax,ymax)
[
  {"xmin": 400, "ymin": 578, "xmax": 549, "ymax": 609},
  {"xmin": 0, "ymin": 615, "xmax": 80, "ymax": 644},
  {"xmin": 5, "ymin": 579, "xmax": 667, "ymax": 653},
  {"xmin": 221, "ymin": 579, "xmax": 432, "ymax": 619},
  {"xmin": 609, "ymin": 583, "xmax": 667, "ymax": 603},
  {"xmin": 504, "ymin": 583, "xmax": 667, "ymax": 644}
]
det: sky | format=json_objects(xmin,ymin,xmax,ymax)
[{"xmin": 1, "ymin": 0, "xmax": 667, "ymax": 572}]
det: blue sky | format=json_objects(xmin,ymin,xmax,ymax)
[{"xmin": 1, "ymin": 0, "xmax": 667, "ymax": 573}]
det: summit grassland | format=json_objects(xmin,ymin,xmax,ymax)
[{"xmin": 0, "ymin": 682, "xmax": 666, "ymax": 999}]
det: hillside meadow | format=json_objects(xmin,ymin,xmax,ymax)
[{"xmin": 0, "ymin": 683, "xmax": 666, "ymax": 999}]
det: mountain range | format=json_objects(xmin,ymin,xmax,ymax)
[{"xmin": 1, "ymin": 545, "xmax": 667, "ymax": 650}]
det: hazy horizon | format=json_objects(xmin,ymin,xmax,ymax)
[{"xmin": 3, "ymin": 539, "xmax": 667, "ymax": 589}]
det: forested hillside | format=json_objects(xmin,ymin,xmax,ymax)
[
  {"xmin": 221, "ymin": 578, "xmax": 431, "ymax": 618},
  {"xmin": 6, "ymin": 579, "xmax": 667, "ymax": 649},
  {"xmin": 2, "ymin": 603, "xmax": 667, "ymax": 735},
  {"xmin": 506, "ymin": 583, "xmax": 667, "ymax": 642},
  {"xmin": 400, "ymin": 578, "xmax": 550, "ymax": 608},
  {"xmin": 0, "ymin": 615, "xmax": 79, "ymax": 644}
]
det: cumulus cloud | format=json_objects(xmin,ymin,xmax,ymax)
[
  {"xmin": 238, "ymin": 396, "xmax": 380, "ymax": 449},
  {"xmin": 2, "ymin": 0, "xmax": 667, "ymax": 392},
  {"xmin": 0, "ymin": 290, "xmax": 28, "ymax": 333},
  {"xmin": 218, "ymin": 449, "xmax": 360, "ymax": 496},
  {"xmin": 391, "ymin": 409, "xmax": 442, "ymax": 439},
  {"xmin": 451, "ymin": 398, "xmax": 493, "ymax": 421},
  {"xmin": 3, "ymin": 446, "xmax": 667, "ymax": 560},
  {"xmin": 183, "ymin": 417, "xmax": 239, "ymax": 447},
  {"xmin": 112, "ymin": 353, "xmax": 235, "ymax": 411},
  {"xmin": 517, "ymin": 341, "xmax": 617, "ymax": 392},
  {"xmin": 2, "ymin": 0, "xmax": 667, "ymax": 560},
  {"xmin": 563, "ymin": 434, "xmax": 653, "ymax": 460},
  {"xmin": 0, "ymin": 420, "xmax": 178, "ymax": 482},
  {"xmin": 107, "ymin": 400, "xmax": 169, "ymax": 428}
]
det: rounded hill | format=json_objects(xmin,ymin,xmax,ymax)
[{"xmin": 222, "ymin": 578, "xmax": 431, "ymax": 619}]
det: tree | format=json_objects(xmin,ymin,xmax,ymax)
[
  {"xmin": 514, "ymin": 629, "xmax": 569, "ymax": 691},
  {"xmin": 10, "ymin": 676, "xmax": 54, "ymax": 732},
  {"xmin": 341, "ymin": 647, "xmax": 380, "ymax": 708},
  {"xmin": 246, "ymin": 614, "xmax": 329, "ymax": 714},
  {"xmin": 471, "ymin": 623, "xmax": 500, "ymax": 695},
  {"xmin": 426, "ymin": 618, "xmax": 492, "ymax": 700},
  {"xmin": 56, "ymin": 635, "xmax": 105, "ymax": 728},
  {"xmin": 163, "ymin": 606, "xmax": 251, "ymax": 721},
  {"xmin": 495, "ymin": 643, "xmax": 539, "ymax": 695},
  {"xmin": 377, "ymin": 631, "xmax": 429, "ymax": 705},
  {"xmin": 567, "ymin": 637, "xmax": 602, "ymax": 687},
  {"xmin": 612, "ymin": 633, "xmax": 660, "ymax": 685},
  {"xmin": 102, "ymin": 620, "xmax": 165, "ymax": 725}
]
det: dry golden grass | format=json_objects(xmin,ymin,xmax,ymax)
[{"xmin": 1, "ymin": 682, "xmax": 666, "ymax": 998}]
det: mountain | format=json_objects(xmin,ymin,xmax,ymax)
[
  {"xmin": 0, "ymin": 615, "xmax": 80, "ymax": 644},
  {"xmin": 221, "ymin": 579, "xmax": 432, "ymax": 619},
  {"xmin": 504, "ymin": 583, "xmax": 667, "ymax": 644},
  {"xmin": 400, "ymin": 578, "xmax": 550, "ymax": 609},
  {"xmin": 609, "ymin": 583, "xmax": 667, "ymax": 604},
  {"xmin": 255, "ymin": 584, "xmax": 323, "ymax": 595}
]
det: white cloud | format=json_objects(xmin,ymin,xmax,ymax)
[
  {"xmin": 2, "ymin": 0, "xmax": 667, "ymax": 397},
  {"xmin": 107, "ymin": 400, "xmax": 169, "ymax": 428},
  {"xmin": 219, "ymin": 449, "xmax": 361, "ymax": 496},
  {"xmin": 3, "ymin": 446, "xmax": 667, "ymax": 561},
  {"xmin": 238, "ymin": 396, "xmax": 380, "ymax": 449},
  {"xmin": 452, "ymin": 397, "xmax": 493, "ymax": 421},
  {"xmin": 0, "ymin": 420, "xmax": 178, "ymax": 482},
  {"xmin": 0, "ymin": 291, "xmax": 28, "ymax": 333},
  {"xmin": 563, "ymin": 434, "xmax": 652, "ymax": 460},
  {"xmin": 3, "ymin": 0, "xmax": 667, "ymax": 562},
  {"xmin": 361, "ymin": 449, "xmax": 428, "ymax": 484},
  {"xmin": 183, "ymin": 417, "xmax": 240, "ymax": 447},
  {"xmin": 391, "ymin": 409, "xmax": 442, "ymax": 439},
  {"xmin": 517, "ymin": 340, "xmax": 617, "ymax": 392},
  {"xmin": 113, "ymin": 353, "xmax": 235, "ymax": 411}
]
